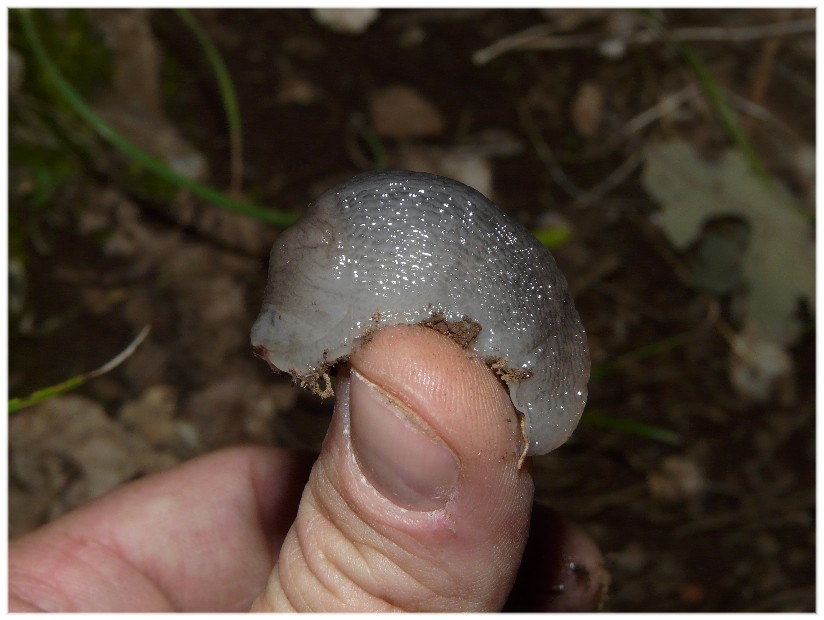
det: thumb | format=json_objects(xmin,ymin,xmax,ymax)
[{"xmin": 252, "ymin": 324, "xmax": 534, "ymax": 612}]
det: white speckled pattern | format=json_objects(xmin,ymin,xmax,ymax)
[{"xmin": 251, "ymin": 170, "xmax": 590, "ymax": 455}]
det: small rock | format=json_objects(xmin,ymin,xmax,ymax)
[
  {"xmin": 311, "ymin": 8, "xmax": 379, "ymax": 35},
  {"xmin": 9, "ymin": 395, "xmax": 179, "ymax": 531},
  {"xmin": 277, "ymin": 74, "xmax": 322, "ymax": 105},
  {"xmin": 607, "ymin": 541, "xmax": 648, "ymax": 574},
  {"xmin": 571, "ymin": 80, "xmax": 603, "ymax": 138},
  {"xmin": 369, "ymin": 85, "xmax": 446, "ymax": 139},
  {"xmin": 393, "ymin": 128, "xmax": 522, "ymax": 197},
  {"xmin": 119, "ymin": 384, "xmax": 179, "ymax": 446},
  {"xmin": 397, "ymin": 146, "xmax": 493, "ymax": 197},
  {"xmin": 122, "ymin": 339, "xmax": 171, "ymax": 390},
  {"xmin": 183, "ymin": 376, "xmax": 296, "ymax": 449},
  {"xmin": 679, "ymin": 582, "xmax": 705, "ymax": 605},
  {"xmin": 729, "ymin": 329, "xmax": 795, "ymax": 405},
  {"xmin": 647, "ymin": 455, "xmax": 704, "ymax": 503}
]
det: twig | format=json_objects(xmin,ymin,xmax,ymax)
[
  {"xmin": 474, "ymin": 17, "xmax": 815, "ymax": 65},
  {"xmin": 772, "ymin": 58, "xmax": 815, "ymax": 99},
  {"xmin": 474, "ymin": 22, "xmax": 595, "ymax": 64},
  {"xmin": 668, "ymin": 19, "xmax": 814, "ymax": 43},
  {"xmin": 518, "ymin": 101, "xmax": 645, "ymax": 207},
  {"xmin": 725, "ymin": 89, "xmax": 801, "ymax": 141},
  {"xmin": 620, "ymin": 84, "xmax": 698, "ymax": 138},
  {"xmin": 516, "ymin": 102, "xmax": 584, "ymax": 200},
  {"xmin": 8, "ymin": 325, "xmax": 152, "ymax": 413},
  {"xmin": 744, "ymin": 36, "xmax": 782, "ymax": 133},
  {"xmin": 678, "ymin": 41, "xmax": 767, "ymax": 178},
  {"xmin": 575, "ymin": 150, "xmax": 644, "ymax": 207},
  {"xmin": 94, "ymin": 325, "xmax": 152, "ymax": 375}
]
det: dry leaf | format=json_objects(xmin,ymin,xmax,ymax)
[{"xmin": 642, "ymin": 139, "xmax": 814, "ymax": 345}]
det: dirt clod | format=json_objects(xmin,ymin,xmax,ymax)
[{"xmin": 420, "ymin": 312, "xmax": 482, "ymax": 348}]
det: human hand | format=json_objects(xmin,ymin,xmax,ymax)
[{"xmin": 9, "ymin": 325, "xmax": 607, "ymax": 612}]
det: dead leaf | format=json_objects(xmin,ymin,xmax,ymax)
[{"xmin": 642, "ymin": 139, "xmax": 814, "ymax": 345}]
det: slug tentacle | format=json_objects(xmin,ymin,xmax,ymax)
[{"xmin": 251, "ymin": 170, "xmax": 590, "ymax": 456}]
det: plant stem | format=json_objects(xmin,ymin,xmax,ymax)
[
  {"xmin": 678, "ymin": 43, "xmax": 767, "ymax": 178},
  {"xmin": 9, "ymin": 326, "xmax": 152, "ymax": 414},
  {"xmin": 175, "ymin": 9, "xmax": 245, "ymax": 195},
  {"xmin": 582, "ymin": 410, "xmax": 682, "ymax": 445}
]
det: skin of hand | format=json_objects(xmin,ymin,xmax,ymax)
[{"xmin": 8, "ymin": 325, "xmax": 606, "ymax": 612}]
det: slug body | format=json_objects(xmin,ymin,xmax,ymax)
[{"xmin": 251, "ymin": 170, "xmax": 590, "ymax": 456}]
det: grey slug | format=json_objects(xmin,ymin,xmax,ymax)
[{"xmin": 251, "ymin": 170, "xmax": 590, "ymax": 457}]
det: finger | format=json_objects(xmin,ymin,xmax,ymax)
[
  {"xmin": 504, "ymin": 504, "xmax": 610, "ymax": 611},
  {"xmin": 8, "ymin": 446, "xmax": 312, "ymax": 611},
  {"xmin": 252, "ymin": 325, "xmax": 535, "ymax": 612}
]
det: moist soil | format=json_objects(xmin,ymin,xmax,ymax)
[{"xmin": 9, "ymin": 9, "xmax": 815, "ymax": 612}]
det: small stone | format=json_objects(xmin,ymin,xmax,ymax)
[
  {"xmin": 369, "ymin": 85, "xmax": 446, "ymax": 139},
  {"xmin": 571, "ymin": 81, "xmax": 604, "ymax": 138},
  {"xmin": 647, "ymin": 455, "xmax": 704, "ymax": 503},
  {"xmin": 729, "ymin": 330, "xmax": 794, "ymax": 404},
  {"xmin": 119, "ymin": 384, "xmax": 179, "ymax": 446},
  {"xmin": 311, "ymin": 8, "xmax": 379, "ymax": 35}
]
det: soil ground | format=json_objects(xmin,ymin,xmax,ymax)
[{"xmin": 9, "ymin": 8, "xmax": 815, "ymax": 611}]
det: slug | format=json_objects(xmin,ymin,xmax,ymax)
[{"xmin": 251, "ymin": 170, "xmax": 590, "ymax": 457}]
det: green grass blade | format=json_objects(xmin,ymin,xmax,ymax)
[
  {"xmin": 678, "ymin": 43, "xmax": 766, "ymax": 178},
  {"xmin": 360, "ymin": 124, "xmax": 388, "ymax": 170},
  {"xmin": 582, "ymin": 410, "xmax": 682, "ymax": 446},
  {"xmin": 533, "ymin": 225, "xmax": 572, "ymax": 248},
  {"xmin": 633, "ymin": 9, "xmax": 766, "ymax": 179},
  {"xmin": 9, "ymin": 374, "xmax": 86, "ymax": 413},
  {"xmin": 17, "ymin": 9, "xmax": 297, "ymax": 228},
  {"xmin": 9, "ymin": 326, "xmax": 152, "ymax": 414},
  {"xmin": 8, "ymin": 375, "xmax": 85, "ymax": 414},
  {"xmin": 591, "ymin": 332, "xmax": 690, "ymax": 380},
  {"xmin": 175, "ymin": 9, "xmax": 244, "ymax": 193}
]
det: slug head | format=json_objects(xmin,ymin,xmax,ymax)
[{"xmin": 250, "ymin": 198, "xmax": 349, "ymax": 374}]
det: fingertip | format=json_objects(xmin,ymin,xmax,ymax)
[
  {"xmin": 504, "ymin": 504, "xmax": 610, "ymax": 612},
  {"xmin": 349, "ymin": 324, "xmax": 524, "ymax": 467}
]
